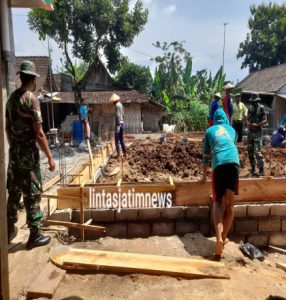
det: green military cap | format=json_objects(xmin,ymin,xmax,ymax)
[
  {"xmin": 250, "ymin": 93, "xmax": 261, "ymax": 102},
  {"xmin": 234, "ymin": 93, "xmax": 241, "ymax": 98},
  {"xmin": 16, "ymin": 60, "xmax": 40, "ymax": 77}
]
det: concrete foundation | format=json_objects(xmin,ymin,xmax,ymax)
[{"xmin": 46, "ymin": 203, "xmax": 286, "ymax": 248}]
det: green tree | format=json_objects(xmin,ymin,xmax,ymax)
[
  {"xmin": 115, "ymin": 61, "xmax": 152, "ymax": 93},
  {"xmin": 238, "ymin": 3, "xmax": 286, "ymax": 72},
  {"xmin": 58, "ymin": 60, "xmax": 89, "ymax": 88},
  {"xmin": 28, "ymin": 0, "xmax": 148, "ymax": 101}
]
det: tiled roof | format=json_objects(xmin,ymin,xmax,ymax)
[{"xmin": 237, "ymin": 63, "xmax": 286, "ymax": 94}]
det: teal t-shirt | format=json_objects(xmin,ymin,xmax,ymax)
[{"xmin": 203, "ymin": 108, "xmax": 240, "ymax": 170}]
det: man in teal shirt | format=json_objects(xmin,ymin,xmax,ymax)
[{"xmin": 201, "ymin": 108, "xmax": 240, "ymax": 258}]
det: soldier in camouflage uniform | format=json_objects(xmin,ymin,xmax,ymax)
[
  {"xmin": 247, "ymin": 94, "xmax": 267, "ymax": 176},
  {"xmin": 6, "ymin": 61, "xmax": 56, "ymax": 249}
]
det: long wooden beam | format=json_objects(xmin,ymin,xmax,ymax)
[
  {"xmin": 56, "ymin": 177, "xmax": 286, "ymax": 209},
  {"xmin": 50, "ymin": 248, "xmax": 229, "ymax": 279},
  {"xmin": 57, "ymin": 184, "xmax": 176, "ymax": 209},
  {"xmin": 175, "ymin": 177, "xmax": 286, "ymax": 206},
  {"xmin": 42, "ymin": 220, "xmax": 106, "ymax": 232}
]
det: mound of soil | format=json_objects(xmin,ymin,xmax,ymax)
[{"xmin": 99, "ymin": 138, "xmax": 286, "ymax": 183}]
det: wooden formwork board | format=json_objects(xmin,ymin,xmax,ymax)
[
  {"xmin": 57, "ymin": 177, "xmax": 286, "ymax": 209},
  {"xmin": 70, "ymin": 142, "xmax": 114, "ymax": 186},
  {"xmin": 175, "ymin": 177, "xmax": 286, "ymax": 206},
  {"xmin": 57, "ymin": 184, "xmax": 175, "ymax": 209}
]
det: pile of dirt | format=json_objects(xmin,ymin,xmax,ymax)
[{"xmin": 99, "ymin": 137, "xmax": 286, "ymax": 183}]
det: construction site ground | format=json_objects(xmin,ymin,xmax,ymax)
[
  {"xmin": 8, "ymin": 220, "xmax": 286, "ymax": 300},
  {"xmin": 8, "ymin": 133, "xmax": 286, "ymax": 299},
  {"xmin": 99, "ymin": 133, "xmax": 286, "ymax": 184}
]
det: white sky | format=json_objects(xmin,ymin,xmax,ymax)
[{"xmin": 11, "ymin": 0, "xmax": 286, "ymax": 83}]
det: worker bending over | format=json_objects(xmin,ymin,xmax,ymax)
[
  {"xmin": 202, "ymin": 108, "xmax": 240, "ymax": 258},
  {"xmin": 6, "ymin": 61, "xmax": 55, "ymax": 249},
  {"xmin": 271, "ymin": 125, "xmax": 286, "ymax": 148}
]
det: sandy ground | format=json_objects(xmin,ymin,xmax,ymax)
[{"xmin": 8, "ymin": 219, "xmax": 286, "ymax": 300}]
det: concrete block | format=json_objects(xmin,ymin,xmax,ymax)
[
  {"xmin": 175, "ymin": 221, "xmax": 199, "ymax": 235},
  {"xmin": 271, "ymin": 204, "xmax": 286, "ymax": 216},
  {"xmin": 152, "ymin": 223, "xmax": 174, "ymax": 236},
  {"xmin": 234, "ymin": 205, "xmax": 247, "ymax": 218},
  {"xmin": 247, "ymin": 234, "xmax": 269, "ymax": 247},
  {"xmin": 235, "ymin": 220, "xmax": 258, "ymax": 233},
  {"xmin": 199, "ymin": 222, "xmax": 211, "ymax": 236},
  {"xmin": 128, "ymin": 223, "xmax": 150, "ymax": 238},
  {"xmin": 72, "ymin": 209, "xmax": 92, "ymax": 223},
  {"xmin": 115, "ymin": 209, "xmax": 138, "ymax": 221},
  {"xmin": 269, "ymin": 233, "xmax": 286, "ymax": 247},
  {"xmin": 185, "ymin": 206, "xmax": 209, "ymax": 219},
  {"xmin": 106, "ymin": 224, "xmax": 127, "ymax": 238},
  {"xmin": 247, "ymin": 205, "xmax": 270, "ymax": 217},
  {"xmin": 138, "ymin": 208, "xmax": 161, "ymax": 220},
  {"xmin": 92, "ymin": 209, "xmax": 115, "ymax": 222},
  {"xmin": 229, "ymin": 235, "xmax": 246, "ymax": 244},
  {"xmin": 259, "ymin": 219, "xmax": 281, "ymax": 232},
  {"xmin": 161, "ymin": 207, "xmax": 184, "ymax": 220},
  {"xmin": 282, "ymin": 219, "xmax": 286, "ymax": 231},
  {"xmin": 48, "ymin": 209, "xmax": 72, "ymax": 222}
]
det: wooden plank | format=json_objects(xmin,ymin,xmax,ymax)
[
  {"xmin": 109, "ymin": 167, "xmax": 120, "ymax": 176},
  {"xmin": 86, "ymin": 139, "xmax": 95, "ymax": 182},
  {"xmin": 50, "ymin": 249, "xmax": 229, "ymax": 279},
  {"xmin": 43, "ymin": 175, "xmax": 60, "ymax": 191},
  {"xmin": 57, "ymin": 185, "xmax": 175, "ymax": 209},
  {"xmin": 26, "ymin": 263, "xmax": 66, "ymax": 299},
  {"xmin": 276, "ymin": 262, "xmax": 286, "ymax": 272},
  {"xmin": 42, "ymin": 220, "xmax": 106, "ymax": 232},
  {"xmin": 175, "ymin": 178, "xmax": 286, "ymax": 206},
  {"xmin": 269, "ymin": 245, "xmax": 286, "ymax": 255}
]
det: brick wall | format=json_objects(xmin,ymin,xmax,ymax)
[{"xmin": 62, "ymin": 203, "xmax": 286, "ymax": 247}]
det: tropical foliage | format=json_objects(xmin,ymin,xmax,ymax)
[
  {"xmin": 28, "ymin": 0, "xmax": 148, "ymax": 102},
  {"xmin": 238, "ymin": 3, "xmax": 286, "ymax": 71},
  {"xmin": 115, "ymin": 60, "xmax": 152, "ymax": 93},
  {"xmin": 149, "ymin": 41, "xmax": 226, "ymax": 131}
]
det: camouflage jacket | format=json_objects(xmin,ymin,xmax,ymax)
[
  {"xmin": 6, "ymin": 88, "xmax": 43, "ymax": 169},
  {"xmin": 247, "ymin": 104, "xmax": 266, "ymax": 138}
]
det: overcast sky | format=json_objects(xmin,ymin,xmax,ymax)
[{"xmin": 11, "ymin": 0, "xmax": 286, "ymax": 83}]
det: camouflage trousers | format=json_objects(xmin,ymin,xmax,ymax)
[
  {"xmin": 7, "ymin": 166, "xmax": 43, "ymax": 229},
  {"xmin": 247, "ymin": 136, "xmax": 264, "ymax": 169}
]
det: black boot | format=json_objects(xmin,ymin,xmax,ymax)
[
  {"xmin": 258, "ymin": 167, "xmax": 264, "ymax": 177},
  {"xmin": 26, "ymin": 228, "xmax": 51, "ymax": 250},
  {"xmin": 8, "ymin": 224, "xmax": 18, "ymax": 244},
  {"xmin": 251, "ymin": 165, "xmax": 256, "ymax": 176}
]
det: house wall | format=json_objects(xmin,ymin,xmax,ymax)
[
  {"xmin": 142, "ymin": 102, "xmax": 162, "ymax": 132},
  {"xmin": 84, "ymin": 63, "xmax": 113, "ymax": 91},
  {"xmin": 91, "ymin": 103, "xmax": 142, "ymax": 139},
  {"xmin": 272, "ymin": 96, "xmax": 286, "ymax": 128}
]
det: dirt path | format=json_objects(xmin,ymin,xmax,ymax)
[{"xmin": 8, "ymin": 232, "xmax": 286, "ymax": 300}]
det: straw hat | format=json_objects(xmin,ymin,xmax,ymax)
[
  {"xmin": 214, "ymin": 92, "xmax": 222, "ymax": 99},
  {"xmin": 109, "ymin": 93, "xmax": 121, "ymax": 102},
  {"xmin": 224, "ymin": 82, "xmax": 234, "ymax": 90}
]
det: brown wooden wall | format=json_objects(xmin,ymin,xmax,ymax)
[{"xmin": 142, "ymin": 102, "xmax": 163, "ymax": 132}]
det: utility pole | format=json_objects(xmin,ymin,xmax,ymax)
[
  {"xmin": 48, "ymin": 39, "xmax": 55, "ymax": 129},
  {"xmin": 222, "ymin": 22, "xmax": 229, "ymax": 72}
]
